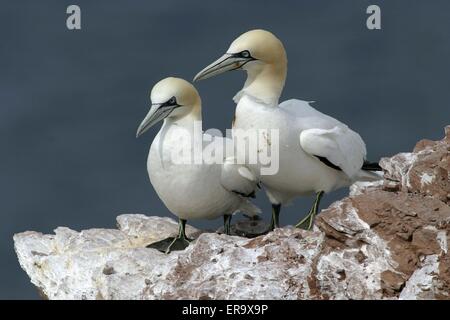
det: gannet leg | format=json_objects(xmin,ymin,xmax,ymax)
[
  {"xmin": 295, "ymin": 191, "xmax": 324, "ymax": 230},
  {"xmin": 268, "ymin": 204, "xmax": 281, "ymax": 231},
  {"xmin": 223, "ymin": 214, "xmax": 232, "ymax": 235},
  {"xmin": 146, "ymin": 218, "xmax": 191, "ymax": 254}
]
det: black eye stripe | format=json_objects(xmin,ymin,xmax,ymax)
[
  {"xmin": 158, "ymin": 96, "xmax": 178, "ymax": 108},
  {"xmin": 232, "ymin": 50, "xmax": 255, "ymax": 60},
  {"xmin": 168, "ymin": 97, "xmax": 176, "ymax": 104}
]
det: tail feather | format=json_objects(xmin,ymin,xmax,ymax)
[
  {"xmin": 354, "ymin": 160, "xmax": 383, "ymax": 182},
  {"xmin": 355, "ymin": 169, "xmax": 383, "ymax": 182},
  {"xmin": 362, "ymin": 160, "xmax": 382, "ymax": 171}
]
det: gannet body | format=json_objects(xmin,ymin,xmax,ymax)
[
  {"xmin": 194, "ymin": 29, "xmax": 382, "ymax": 230},
  {"xmin": 233, "ymin": 95, "xmax": 375, "ymax": 203},
  {"xmin": 137, "ymin": 77, "xmax": 259, "ymax": 253},
  {"xmin": 147, "ymin": 125, "xmax": 258, "ymax": 220}
]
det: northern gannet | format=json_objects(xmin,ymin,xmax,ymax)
[
  {"xmin": 136, "ymin": 77, "xmax": 260, "ymax": 253},
  {"xmin": 194, "ymin": 29, "xmax": 382, "ymax": 230}
]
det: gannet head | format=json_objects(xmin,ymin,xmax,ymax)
[
  {"xmin": 193, "ymin": 29, "xmax": 287, "ymax": 82},
  {"xmin": 136, "ymin": 77, "xmax": 201, "ymax": 137}
]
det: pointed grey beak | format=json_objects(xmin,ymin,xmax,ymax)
[
  {"xmin": 136, "ymin": 103, "xmax": 175, "ymax": 138},
  {"xmin": 193, "ymin": 53, "xmax": 253, "ymax": 82}
]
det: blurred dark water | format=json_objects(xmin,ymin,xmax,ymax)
[{"xmin": 0, "ymin": 0, "xmax": 449, "ymax": 298}]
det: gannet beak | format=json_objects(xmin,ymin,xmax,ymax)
[
  {"xmin": 136, "ymin": 103, "xmax": 174, "ymax": 138},
  {"xmin": 194, "ymin": 53, "xmax": 253, "ymax": 81}
]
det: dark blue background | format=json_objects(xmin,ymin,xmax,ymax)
[{"xmin": 1, "ymin": 0, "xmax": 449, "ymax": 299}]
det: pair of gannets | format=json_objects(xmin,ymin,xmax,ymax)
[{"xmin": 137, "ymin": 29, "xmax": 382, "ymax": 253}]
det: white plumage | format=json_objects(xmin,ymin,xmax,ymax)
[
  {"xmin": 233, "ymin": 94, "xmax": 375, "ymax": 204},
  {"xmin": 147, "ymin": 125, "xmax": 260, "ymax": 220}
]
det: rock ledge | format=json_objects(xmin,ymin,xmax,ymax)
[{"xmin": 14, "ymin": 127, "xmax": 450, "ymax": 299}]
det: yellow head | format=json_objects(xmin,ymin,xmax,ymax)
[
  {"xmin": 194, "ymin": 29, "xmax": 287, "ymax": 81},
  {"xmin": 136, "ymin": 77, "xmax": 201, "ymax": 137}
]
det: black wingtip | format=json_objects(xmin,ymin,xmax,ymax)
[
  {"xmin": 232, "ymin": 190, "xmax": 256, "ymax": 198},
  {"xmin": 362, "ymin": 160, "xmax": 382, "ymax": 171},
  {"xmin": 315, "ymin": 156, "xmax": 342, "ymax": 171}
]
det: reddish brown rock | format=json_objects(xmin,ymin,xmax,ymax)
[
  {"xmin": 381, "ymin": 125, "xmax": 449, "ymax": 204},
  {"xmin": 316, "ymin": 126, "xmax": 450, "ymax": 299},
  {"xmin": 381, "ymin": 270, "xmax": 406, "ymax": 296}
]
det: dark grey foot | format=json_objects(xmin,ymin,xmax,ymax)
[{"xmin": 146, "ymin": 236, "xmax": 191, "ymax": 254}]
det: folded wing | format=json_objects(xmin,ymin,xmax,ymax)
[
  {"xmin": 220, "ymin": 157, "xmax": 260, "ymax": 198},
  {"xmin": 300, "ymin": 126, "xmax": 367, "ymax": 179}
]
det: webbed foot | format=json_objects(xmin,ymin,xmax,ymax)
[
  {"xmin": 146, "ymin": 236, "xmax": 191, "ymax": 254},
  {"xmin": 146, "ymin": 218, "xmax": 191, "ymax": 254}
]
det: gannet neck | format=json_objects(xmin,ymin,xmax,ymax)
[{"xmin": 238, "ymin": 59, "xmax": 287, "ymax": 106}]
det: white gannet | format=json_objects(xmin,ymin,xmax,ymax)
[
  {"xmin": 194, "ymin": 29, "xmax": 382, "ymax": 230},
  {"xmin": 136, "ymin": 77, "xmax": 260, "ymax": 253}
]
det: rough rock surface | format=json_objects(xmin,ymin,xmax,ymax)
[{"xmin": 14, "ymin": 127, "xmax": 450, "ymax": 300}]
